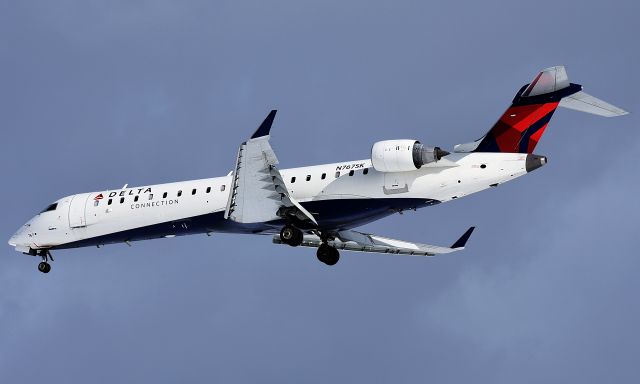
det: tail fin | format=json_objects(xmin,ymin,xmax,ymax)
[{"xmin": 454, "ymin": 66, "xmax": 628, "ymax": 154}]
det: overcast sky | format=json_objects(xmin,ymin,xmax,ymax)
[{"xmin": 1, "ymin": 1, "xmax": 638, "ymax": 383}]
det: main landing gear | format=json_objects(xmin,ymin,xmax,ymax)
[
  {"xmin": 279, "ymin": 224, "xmax": 341, "ymax": 266},
  {"xmin": 280, "ymin": 224, "xmax": 304, "ymax": 247},
  {"xmin": 37, "ymin": 250, "xmax": 53, "ymax": 274},
  {"xmin": 316, "ymin": 243, "xmax": 340, "ymax": 266}
]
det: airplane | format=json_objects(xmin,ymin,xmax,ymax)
[{"xmin": 8, "ymin": 66, "xmax": 628, "ymax": 273}]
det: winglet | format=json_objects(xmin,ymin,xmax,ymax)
[
  {"xmin": 251, "ymin": 110, "xmax": 277, "ymax": 139},
  {"xmin": 451, "ymin": 227, "xmax": 475, "ymax": 249}
]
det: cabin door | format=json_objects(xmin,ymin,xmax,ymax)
[{"xmin": 68, "ymin": 193, "xmax": 91, "ymax": 228}]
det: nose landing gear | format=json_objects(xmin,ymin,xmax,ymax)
[
  {"xmin": 38, "ymin": 261, "xmax": 51, "ymax": 273},
  {"xmin": 36, "ymin": 250, "xmax": 53, "ymax": 274}
]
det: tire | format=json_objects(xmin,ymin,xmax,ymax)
[
  {"xmin": 325, "ymin": 247, "xmax": 340, "ymax": 266},
  {"xmin": 280, "ymin": 225, "xmax": 303, "ymax": 247},
  {"xmin": 291, "ymin": 228, "xmax": 304, "ymax": 247},
  {"xmin": 38, "ymin": 262, "xmax": 50, "ymax": 274},
  {"xmin": 317, "ymin": 244, "xmax": 339, "ymax": 265}
]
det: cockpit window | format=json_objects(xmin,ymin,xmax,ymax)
[{"xmin": 41, "ymin": 203, "xmax": 58, "ymax": 213}]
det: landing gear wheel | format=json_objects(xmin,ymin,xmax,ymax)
[
  {"xmin": 317, "ymin": 243, "xmax": 340, "ymax": 266},
  {"xmin": 38, "ymin": 262, "xmax": 51, "ymax": 274},
  {"xmin": 280, "ymin": 225, "xmax": 303, "ymax": 247}
]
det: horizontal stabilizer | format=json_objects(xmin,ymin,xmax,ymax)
[
  {"xmin": 521, "ymin": 66, "xmax": 570, "ymax": 96},
  {"xmin": 559, "ymin": 91, "xmax": 628, "ymax": 117}
]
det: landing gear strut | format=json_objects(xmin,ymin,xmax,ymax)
[
  {"xmin": 37, "ymin": 250, "xmax": 52, "ymax": 274},
  {"xmin": 317, "ymin": 243, "xmax": 340, "ymax": 266},
  {"xmin": 280, "ymin": 225, "xmax": 303, "ymax": 247}
]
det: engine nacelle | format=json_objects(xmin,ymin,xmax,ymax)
[{"xmin": 371, "ymin": 140, "xmax": 449, "ymax": 172}]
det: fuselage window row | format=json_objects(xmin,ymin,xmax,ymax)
[
  {"xmin": 287, "ymin": 168, "xmax": 371, "ymax": 184},
  {"xmin": 96, "ymin": 168, "xmax": 369, "ymax": 210},
  {"xmin": 95, "ymin": 180, "xmax": 281, "ymax": 210}
]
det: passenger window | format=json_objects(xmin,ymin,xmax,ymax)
[
  {"xmin": 178, "ymin": 190, "xmax": 182, "ymax": 197},
  {"xmin": 220, "ymin": 185, "xmax": 226, "ymax": 192},
  {"xmin": 192, "ymin": 189, "xmax": 196, "ymax": 195},
  {"xmin": 149, "ymin": 194, "xmax": 153, "ymax": 200},
  {"xmin": 321, "ymin": 173, "xmax": 326, "ymax": 180},
  {"xmin": 306, "ymin": 175, "xmax": 311, "ymax": 181},
  {"xmin": 291, "ymin": 177, "xmax": 296, "ymax": 183},
  {"xmin": 94, "ymin": 200, "xmax": 99, "ymax": 207},
  {"xmin": 108, "ymin": 199, "xmax": 113, "ymax": 205},
  {"xmin": 134, "ymin": 196, "xmax": 139, "ymax": 202},
  {"xmin": 163, "ymin": 192, "xmax": 167, "ymax": 198},
  {"xmin": 206, "ymin": 187, "xmax": 211, "ymax": 193},
  {"xmin": 349, "ymin": 170, "xmax": 354, "ymax": 176},
  {"xmin": 363, "ymin": 168, "xmax": 369, "ymax": 175},
  {"xmin": 120, "ymin": 197, "xmax": 125, "ymax": 204},
  {"xmin": 335, "ymin": 171, "xmax": 340, "ymax": 178}
]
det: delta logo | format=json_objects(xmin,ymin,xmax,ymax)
[{"xmin": 94, "ymin": 188, "xmax": 153, "ymax": 201}]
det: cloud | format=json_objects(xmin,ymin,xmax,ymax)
[{"xmin": 419, "ymin": 141, "xmax": 640, "ymax": 382}]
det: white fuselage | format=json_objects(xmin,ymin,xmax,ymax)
[{"xmin": 8, "ymin": 152, "xmax": 533, "ymax": 253}]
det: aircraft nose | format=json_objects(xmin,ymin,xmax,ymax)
[
  {"xmin": 9, "ymin": 227, "xmax": 27, "ymax": 247},
  {"xmin": 8, "ymin": 232, "xmax": 19, "ymax": 247}
]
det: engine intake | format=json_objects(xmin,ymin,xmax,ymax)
[{"xmin": 371, "ymin": 140, "xmax": 449, "ymax": 173}]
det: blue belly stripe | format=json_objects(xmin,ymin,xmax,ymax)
[{"xmin": 53, "ymin": 197, "xmax": 439, "ymax": 250}]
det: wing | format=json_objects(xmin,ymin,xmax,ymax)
[
  {"xmin": 273, "ymin": 227, "xmax": 475, "ymax": 256},
  {"xmin": 224, "ymin": 110, "xmax": 317, "ymax": 225}
]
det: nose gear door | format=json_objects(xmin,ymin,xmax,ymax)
[{"xmin": 68, "ymin": 193, "xmax": 91, "ymax": 228}]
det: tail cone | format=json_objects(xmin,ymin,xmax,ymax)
[
  {"xmin": 435, "ymin": 147, "xmax": 450, "ymax": 160},
  {"xmin": 526, "ymin": 154, "xmax": 547, "ymax": 173}
]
